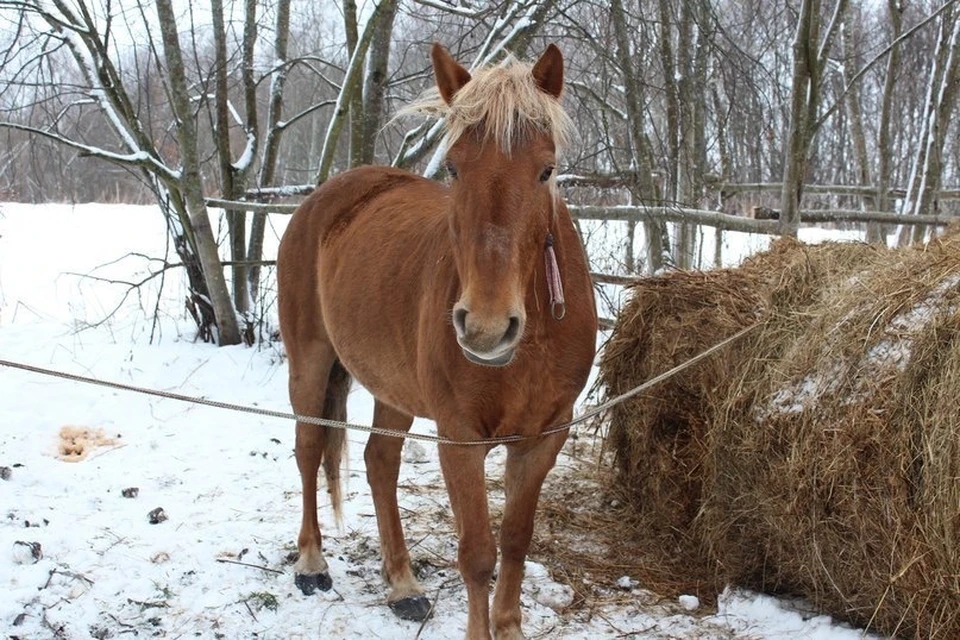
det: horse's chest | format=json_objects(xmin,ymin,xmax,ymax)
[{"xmin": 438, "ymin": 344, "xmax": 591, "ymax": 437}]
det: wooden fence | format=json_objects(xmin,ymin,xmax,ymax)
[
  {"xmin": 206, "ymin": 197, "xmax": 954, "ymax": 236},
  {"xmin": 207, "ymin": 183, "xmax": 957, "ymax": 329}
]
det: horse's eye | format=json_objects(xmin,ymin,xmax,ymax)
[
  {"xmin": 539, "ymin": 165, "xmax": 554, "ymax": 182},
  {"xmin": 446, "ymin": 162, "xmax": 458, "ymax": 179}
]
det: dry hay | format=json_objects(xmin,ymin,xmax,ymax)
[
  {"xmin": 57, "ymin": 425, "xmax": 116, "ymax": 461},
  {"xmin": 598, "ymin": 236, "xmax": 960, "ymax": 639},
  {"xmin": 533, "ymin": 435, "xmax": 721, "ymax": 613}
]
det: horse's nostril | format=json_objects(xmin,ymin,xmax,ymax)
[
  {"xmin": 503, "ymin": 315, "xmax": 521, "ymax": 344},
  {"xmin": 453, "ymin": 308, "xmax": 468, "ymax": 336}
]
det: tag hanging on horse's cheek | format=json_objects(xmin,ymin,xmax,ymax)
[
  {"xmin": 552, "ymin": 300, "xmax": 566, "ymax": 321},
  {"xmin": 544, "ymin": 234, "xmax": 566, "ymax": 320}
]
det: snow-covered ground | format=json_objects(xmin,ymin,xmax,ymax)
[{"xmin": 1, "ymin": 203, "xmax": 878, "ymax": 639}]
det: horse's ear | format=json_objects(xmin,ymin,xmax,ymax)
[
  {"xmin": 431, "ymin": 43, "xmax": 471, "ymax": 105},
  {"xmin": 532, "ymin": 44, "xmax": 564, "ymax": 100}
]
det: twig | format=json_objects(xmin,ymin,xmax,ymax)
[
  {"xmin": 41, "ymin": 604, "xmax": 68, "ymax": 638},
  {"xmin": 244, "ymin": 599, "xmax": 258, "ymax": 622},
  {"xmin": 88, "ymin": 443, "xmax": 128, "ymax": 460},
  {"xmin": 592, "ymin": 608, "xmax": 653, "ymax": 637},
  {"xmin": 413, "ymin": 585, "xmax": 441, "ymax": 640},
  {"xmin": 42, "ymin": 567, "xmax": 95, "ymax": 590},
  {"xmin": 107, "ymin": 613, "xmax": 136, "ymax": 630},
  {"xmin": 215, "ymin": 557, "xmax": 283, "ymax": 575},
  {"xmin": 406, "ymin": 533, "xmax": 431, "ymax": 552},
  {"xmin": 127, "ymin": 597, "xmax": 169, "ymax": 610}
]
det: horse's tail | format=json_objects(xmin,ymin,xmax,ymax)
[{"xmin": 322, "ymin": 359, "xmax": 351, "ymax": 526}]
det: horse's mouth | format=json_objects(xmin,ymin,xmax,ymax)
[{"xmin": 461, "ymin": 348, "xmax": 515, "ymax": 367}]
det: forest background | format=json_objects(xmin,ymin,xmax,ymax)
[{"xmin": 1, "ymin": 0, "xmax": 957, "ymax": 344}]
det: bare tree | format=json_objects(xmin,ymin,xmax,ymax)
[
  {"xmin": 610, "ymin": 0, "xmax": 670, "ymax": 272},
  {"xmin": 899, "ymin": 3, "xmax": 960, "ymax": 245},
  {"xmin": 247, "ymin": 0, "xmax": 292, "ymax": 299},
  {"xmin": 840, "ymin": 4, "xmax": 877, "ymax": 239},
  {"xmin": 0, "ymin": 0, "xmax": 244, "ymax": 343},
  {"xmin": 875, "ymin": 0, "xmax": 905, "ymax": 235},
  {"xmin": 780, "ymin": 0, "xmax": 846, "ymax": 236},
  {"xmin": 6, "ymin": 0, "xmax": 960, "ymax": 304},
  {"xmin": 154, "ymin": 0, "xmax": 242, "ymax": 344},
  {"xmin": 658, "ymin": 0, "xmax": 713, "ymax": 268},
  {"xmin": 315, "ymin": 0, "xmax": 398, "ymax": 185},
  {"xmin": 391, "ymin": 0, "xmax": 563, "ymax": 174},
  {"xmin": 359, "ymin": 1, "xmax": 400, "ymax": 165},
  {"xmin": 210, "ymin": 0, "xmax": 259, "ymax": 319}
]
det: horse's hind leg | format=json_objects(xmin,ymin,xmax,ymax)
[
  {"xmin": 365, "ymin": 400, "xmax": 431, "ymax": 621},
  {"xmin": 288, "ymin": 340, "xmax": 339, "ymax": 595}
]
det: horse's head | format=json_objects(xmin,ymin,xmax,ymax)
[{"xmin": 430, "ymin": 43, "xmax": 570, "ymax": 367}]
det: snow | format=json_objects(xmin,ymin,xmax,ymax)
[
  {"xmin": 761, "ymin": 264, "xmax": 960, "ymax": 418},
  {"xmin": 0, "ymin": 202, "xmax": 881, "ymax": 638},
  {"xmin": 231, "ymin": 131, "xmax": 258, "ymax": 173}
]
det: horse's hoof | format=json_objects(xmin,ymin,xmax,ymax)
[
  {"xmin": 389, "ymin": 594, "xmax": 432, "ymax": 621},
  {"xmin": 295, "ymin": 571, "xmax": 332, "ymax": 595}
]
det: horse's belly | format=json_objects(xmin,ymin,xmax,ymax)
[
  {"xmin": 318, "ymin": 260, "xmax": 434, "ymax": 420},
  {"xmin": 335, "ymin": 342, "xmax": 432, "ymax": 419}
]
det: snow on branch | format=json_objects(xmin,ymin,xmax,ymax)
[
  {"xmin": 410, "ymin": 0, "xmax": 485, "ymax": 18},
  {"xmin": 231, "ymin": 131, "xmax": 257, "ymax": 172},
  {"xmin": 0, "ymin": 121, "xmax": 180, "ymax": 181}
]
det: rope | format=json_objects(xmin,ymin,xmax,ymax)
[{"xmin": 0, "ymin": 324, "xmax": 758, "ymax": 447}]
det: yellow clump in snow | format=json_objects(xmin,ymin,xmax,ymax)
[{"xmin": 57, "ymin": 425, "xmax": 116, "ymax": 462}]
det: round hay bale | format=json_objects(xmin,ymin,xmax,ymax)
[
  {"xmin": 600, "ymin": 237, "xmax": 960, "ymax": 638},
  {"xmin": 599, "ymin": 266, "xmax": 766, "ymax": 537}
]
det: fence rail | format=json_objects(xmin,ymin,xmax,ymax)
[
  {"xmin": 205, "ymin": 198, "xmax": 954, "ymax": 235},
  {"xmin": 713, "ymin": 181, "xmax": 960, "ymax": 200}
]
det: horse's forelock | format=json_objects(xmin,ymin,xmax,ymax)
[{"xmin": 404, "ymin": 57, "xmax": 572, "ymax": 154}]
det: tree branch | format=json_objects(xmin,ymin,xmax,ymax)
[
  {"xmin": 0, "ymin": 121, "xmax": 179, "ymax": 180},
  {"xmin": 815, "ymin": 0, "xmax": 957, "ymax": 131}
]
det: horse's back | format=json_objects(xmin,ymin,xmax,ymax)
[
  {"xmin": 278, "ymin": 167, "xmax": 425, "ymax": 340},
  {"xmin": 278, "ymin": 166, "xmax": 450, "ymax": 405},
  {"xmin": 286, "ymin": 166, "xmax": 428, "ymax": 245}
]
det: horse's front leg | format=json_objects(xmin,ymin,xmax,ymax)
[
  {"xmin": 438, "ymin": 443, "xmax": 496, "ymax": 640},
  {"xmin": 491, "ymin": 429, "xmax": 568, "ymax": 640}
]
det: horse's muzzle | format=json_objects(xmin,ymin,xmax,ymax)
[{"xmin": 452, "ymin": 302, "xmax": 524, "ymax": 367}]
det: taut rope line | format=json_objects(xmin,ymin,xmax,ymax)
[{"xmin": 0, "ymin": 324, "xmax": 757, "ymax": 447}]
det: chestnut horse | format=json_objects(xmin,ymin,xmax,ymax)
[{"xmin": 277, "ymin": 43, "xmax": 597, "ymax": 639}]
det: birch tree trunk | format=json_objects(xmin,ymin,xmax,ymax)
[
  {"xmin": 875, "ymin": 0, "xmax": 903, "ymax": 244},
  {"xmin": 612, "ymin": 0, "xmax": 670, "ymax": 273},
  {"xmin": 899, "ymin": 6, "xmax": 960, "ymax": 245},
  {"xmin": 780, "ymin": 0, "xmax": 821, "ymax": 237},
  {"xmin": 248, "ymin": 0, "xmax": 291, "ymax": 298}
]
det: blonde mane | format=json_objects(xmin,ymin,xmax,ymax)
[{"xmin": 404, "ymin": 55, "xmax": 573, "ymax": 154}]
